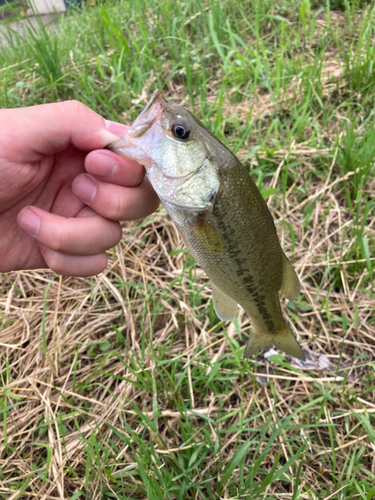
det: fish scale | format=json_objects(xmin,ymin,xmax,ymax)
[{"xmin": 108, "ymin": 90, "xmax": 304, "ymax": 361}]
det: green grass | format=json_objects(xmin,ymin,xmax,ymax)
[{"xmin": 0, "ymin": 0, "xmax": 375, "ymax": 498}]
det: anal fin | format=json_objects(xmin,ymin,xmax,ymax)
[{"xmin": 212, "ymin": 284, "xmax": 237, "ymax": 322}]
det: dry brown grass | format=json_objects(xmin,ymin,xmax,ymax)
[{"xmin": 1, "ymin": 158, "xmax": 374, "ymax": 497}]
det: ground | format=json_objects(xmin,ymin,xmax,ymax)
[{"xmin": 0, "ymin": 1, "xmax": 374, "ymax": 499}]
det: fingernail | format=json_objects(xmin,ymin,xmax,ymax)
[
  {"xmin": 74, "ymin": 175, "xmax": 97, "ymax": 204},
  {"xmin": 104, "ymin": 119, "xmax": 128, "ymax": 138},
  {"xmin": 18, "ymin": 208, "xmax": 40, "ymax": 237},
  {"xmin": 104, "ymin": 119, "xmax": 115, "ymax": 130},
  {"xmin": 96, "ymin": 153, "xmax": 118, "ymax": 178}
]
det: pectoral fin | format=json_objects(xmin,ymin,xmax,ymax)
[
  {"xmin": 192, "ymin": 220, "xmax": 224, "ymax": 253},
  {"xmin": 180, "ymin": 232, "xmax": 190, "ymax": 250},
  {"xmin": 212, "ymin": 284, "xmax": 237, "ymax": 321},
  {"xmin": 280, "ymin": 253, "xmax": 300, "ymax": 300}
]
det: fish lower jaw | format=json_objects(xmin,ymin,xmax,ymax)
[{"xmin": 160, "ymin": 196, "xmax": 213, "ymax": 213}]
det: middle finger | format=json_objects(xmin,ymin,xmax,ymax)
[{"xmin": 72, "ymin": 174, "xmax": 160, "ymax": 221}]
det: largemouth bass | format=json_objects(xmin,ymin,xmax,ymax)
[{"xmin": 108, "ymin": 90, "xmax": 304, "ymax": 360}]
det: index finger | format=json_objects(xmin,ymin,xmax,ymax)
[
  {"xmin": 84, "ymin": 150, "xmax": 146, "ymax": 187},
  {"xmin": 1, "ymin": 101, "xmax": 121, "ymax": 162}
]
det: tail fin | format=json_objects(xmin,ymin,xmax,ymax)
[{"xmin": 243, "ymin": 325, "xmax": 304, "ymax": 360}]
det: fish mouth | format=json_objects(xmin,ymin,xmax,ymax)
[
  {"xmin": 130, "ymin": 90, "xmax": 165, "ymax": 138},
  {"xmin": 136, "ymin": 89, "xmax": 164, "ymax": 120},
  {"xmin": 107, "ymin": 89, "xmax": 166, "ymax": 153}
]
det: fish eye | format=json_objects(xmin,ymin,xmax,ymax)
[{"xmin": 171, "ymin": 123, "xmax": 190, "ymax": 140}]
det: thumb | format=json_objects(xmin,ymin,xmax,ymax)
[{"xmin": 1, "ymin": 100, "xmax": 122, "ymax": 162}]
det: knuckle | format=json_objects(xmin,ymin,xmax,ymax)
[
  {"xmin": 109, "ymin": 222, "xmax": 123, "ymax": 246},
  {"xmin": 107, "ymin": 194, "xmax": 124, "ymax": 221},
  {"xmin": 99, "ymin": 220, "xmax": 122, "ymax": 249},
  {"xmin": 49, "ymin": 227, "xmax": 67, "ymax": 253},
  {"xmin": 44, "ymin": 250, "xmax": 66, "ymax": 276},
  {"xmin": 92, "ymin": 254, "xmax": 108, "ymax": 275},
  {"xmin": 60, "ymin": 99, "xmax": 88, "ymax": 118}
]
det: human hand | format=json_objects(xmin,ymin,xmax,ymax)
[{"xmin": 0, "ymin": 101, "xmax": 159, "ymax": 276}]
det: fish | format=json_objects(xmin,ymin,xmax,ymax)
[{"xmin": 108, "ymin": 90, "xmax": 304, "ymax": 360}]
